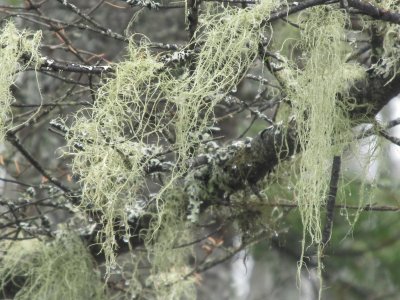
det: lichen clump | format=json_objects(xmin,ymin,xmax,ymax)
[
  {"xmin": 0, "ymin": 22, "xmax": 41, "ymax": 141},
  {"xmin": 0, "ymin": 234, "xmax": 105, "ymax": 300},
  {"xmin": 65, "ymin": 0, "xmax": 280, "ymax": 277},
  {"xmin": 67, "ymin": 44, "xmax": 167, "ymax": 271}
]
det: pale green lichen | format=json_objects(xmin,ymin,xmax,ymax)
[
  {"xmin": 0, "ymin": 22, "xmax": 41, "ymax": 141},
  {"xmin": 372, "ymin": 24, "xmax": 400, "ymax": 83},
  {"xmin": 108, "ymin": 189, "xmax": 195, "ymax": 300},
  {"xmin": 142, "ymin": 190, "xmax": 196, "ymax": 300},
  {"xmin": 283, "ymin": 8, "xmax": 365, "ymax": 296},
  {"xmin": 0, "ymin": 233, "xmax": 105, "ymax": 300},
  {"xmin": 66, "ymin": 43, "xmax": 167, "ymax": 271}
]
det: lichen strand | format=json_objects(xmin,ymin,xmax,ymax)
[
  {"xmin": 0, "ymin": 233, "xmax": 105, "ymax": 300},
  {"xmin": 66, "ymin": 0, "xmax": 279, "ymax": 275},
  {"xmin": 286, "ymin": 8, "xmax": 365, "ymax": 292},
  {"xmin": 0, "ymin": 22, "xmax": 41, "ymax": 141},
  {"xmin": 107, "ymin": 189, "xmax": 195, "ymax": 299}
]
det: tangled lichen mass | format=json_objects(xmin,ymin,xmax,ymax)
[{"xmin": 64, "ymin": 0, "xmax": 280, "ymax": 282}]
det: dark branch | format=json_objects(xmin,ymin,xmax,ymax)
[
  {"xmin": 348, "ymin": 0, "xmax": 400, "ymax": 25},
  {"xmin": 322, "ymin": 156, "xmax": 341, "ymax": 247},
  {"xmin": 5, "ymin": 132, "xmax": 72, "ymax": 195},
  {"xmin": 39, "ymin": 57, "xmax": 112, "ymax": 74}
]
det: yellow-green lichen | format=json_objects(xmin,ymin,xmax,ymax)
[
  {"xmin": 66, "ymin": 43, "xmax": 168, "ymax": 271},
  {"xmin": 0, "ymin": 233, "xmax": 105, "ymax": 300},
  {"xmin": 283, "ymin": 7, "xmax": 365, "ymax": 296},
  {"xmin": 0, "ymin": 22, "xmax": 41, "ymax": 141},
  {"xmin": 143, "ymin": 190, "xmax": 196, "ymax": 299}
]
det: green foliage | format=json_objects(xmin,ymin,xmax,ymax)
[
  {"xmin": 319, "ymin": 177, "xmax": 400, "ymax": 299},
  {"xmin": 5, "ymin": 0, "xmax": 24, "ymax": 4},
  {"xmin": 0, "ymin": 233, "xmax": 105, "ymax": 300}
]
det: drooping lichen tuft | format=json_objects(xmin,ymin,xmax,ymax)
[
  {"xmin": 283, "ymin": 7, "xmax": 365, "ymax": 294},
  {"xmin": 0, "ymin": 22, "xmax": 41, "ymax": 141},
  {"xmin": 66, "ymin": 43, "xmax": 168, "ymax": 271},
  {"xmin": 171, "ymin": 0, "xmax": 280, "ymax": 162},
  {"xmin": 0, "ymin": 233, "xmax": 105, "ymax": 300}
]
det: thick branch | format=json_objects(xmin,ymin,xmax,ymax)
[
  {"xmin": 348, "ymin": 0, "xmax": 400, "ymax": 25},
  {"xmin": 350, "ymin": 73, "xmax": 400, "ymax": 117}
]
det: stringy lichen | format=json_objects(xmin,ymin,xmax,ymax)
[
  {"xmin": 0, "ymin": 233, "xmax": 105, "ymax": 300},
  {"xmin": 283, "ymin": 8, "xmax": 365, "ymax": 295},
  {"xmin": 0, "ymin": 22, "xmax": 41, "ymax": 141}
]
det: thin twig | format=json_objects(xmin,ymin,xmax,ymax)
[{"xmin": 5, "ymin": 132, "xmax": 71, "ymax": 194}]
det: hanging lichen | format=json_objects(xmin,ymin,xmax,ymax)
[
  {"xmin": 0, "ymin": 233, "xmax": 105, "ymax": 300},
  {"xmin": 171, "ymin": 0, "xmax": 280, "ymax": 161},
  {"xmin": 0, "ymin": 22, "xmax": 41, "ymax": 141},
  {"xmin": 283, "ymin": 7, "xmax": 365, "ymax": 296},
  {"xmin": 64, "ymin": 0, "xmax": 280, "ymax": 276}
]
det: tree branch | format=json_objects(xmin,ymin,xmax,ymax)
[{"xmin": 348, "ymin": 0, "xmax": 400, "ymax": 25}]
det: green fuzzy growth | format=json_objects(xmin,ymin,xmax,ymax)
[
  {"xmin": 284, "ymin": 8, "xmax": 365, "ymax": 294},
  {"xmin": 0, "ymin": 22, "xmax": 41, "ymax": 141},
  {"xmin": 0, "ymin": 233, "xmax": 105, "ymax": 300},
  {"xmin": 66, "ymin": 0, "xmax": 280, "ymax": 274}
]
